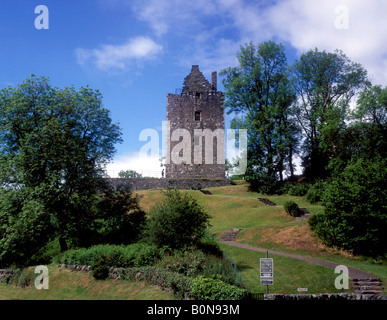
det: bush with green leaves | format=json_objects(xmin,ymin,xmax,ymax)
[
  {"xmin": 189, "ymin": 276, "xmax": 248, "ymax": 300},
  {"xmin": 158, "ymin": 250, "xmax": 206, "ymax": 277},
  {"xmin": 144, "ymin": 189, "xmax": 211, "ymax": 250},
  {"xmin": 308, "ymin": 157, "xmax": 387, "ymax": 256},
  {"xmin": 9, "ymin": 268, "xmax": 36, "ymax": 288},
  {"xmin": 275, "ymin": 181, "xmax": 293, "ymax": 195},
  {"xmin": 284, "ymin": 200, "xmax": 302, "ymax": 217},
  {"xmin": 95, "ymin": 184, "xmax": 146, "ymax": 245},
  {"xmin": 195, "ymin": 229, "xmax": 223, "ymax": 257},
  {"xmin": 91, "ymin": 254, "xmax": 112, "ymax": 280},
  {"xmin": 55, "ymin": 243, "xmax": 161, "ymax": 268},
  {"xmin": 305, "ymin": 180, "xmax": 325, "ymax": 204},
  {"xmin": 0, "ymin": 188, "xmax": 54, "ymax": 268},
  {"xmin": 29, "ymin": 238, "xmax": 62, "ymax": 266},
  {"xmin": 0, "ymin": 76, "xmax": 122, "ymax": 254},
  {"xmin": 247, "ymin": 171, "xmax": 280, "ymax": 195},
  {"xmin": 0, "ymin": 183, "xmax": 146, "ymax": 268},
  {"xmin": 116, "ymin": 266, "xmax": 193, "ymax": 299},
  {"xmin": 288, "ymin": 183, "xmax": 309, "ymax": 196}
]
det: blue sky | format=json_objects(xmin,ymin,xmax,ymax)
[{"xmin": 1, "ymin": 0, "xmax": 386, "ymax": 177}]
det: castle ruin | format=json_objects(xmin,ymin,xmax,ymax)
[{"xmin": 165, "ymin": 65, "xmax": 225, "ymax": 179}]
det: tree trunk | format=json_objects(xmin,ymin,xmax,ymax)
[
  {"xmin": 288, "ymin": 145, "xmax": 295, "ymax": 179},
  {"xmin": 58, "ymin": 234, "xmax": 68, "ymax": 252}
]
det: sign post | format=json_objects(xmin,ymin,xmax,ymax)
[{"xmin": 260, "ymin": 251, "xmax": 273, "ymax": 294}]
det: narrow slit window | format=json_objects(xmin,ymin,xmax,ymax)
[{"xmin": 195, "ymin": 111, "xmax": 201, "ymax": 121}]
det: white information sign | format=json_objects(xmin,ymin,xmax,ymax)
[{"xmin": 260, "ymin": 258, "xmax": 273, "ymax": 285}]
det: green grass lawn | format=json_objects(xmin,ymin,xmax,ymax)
[
  {"xmin": 185, "ymin": 183, "xmax": 387, "ymax": 293},
  {"xmin": 135, "ymin": 185, "xmax": 387, "ymax": 294},
  {"xmin": 219, "ymin": 243, "xmax": 347, "ymax": 294},
  {"xmin": 1, "ymin": 182, "xmax": 385, "ymax": 299},
  {"xmin": 0, "ymin": 264, "xmax": 176, "ymax": 300}
]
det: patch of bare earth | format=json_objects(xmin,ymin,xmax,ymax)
[
  {"xmin": 239, "ymin": 224, "xmax": 355, "ymax": 258},
  {"xmin": 261, "ymin": 224, "xmax": 326, "ymax": 252}
]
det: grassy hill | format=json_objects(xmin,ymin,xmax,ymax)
[
  {"xmin": 138, "ymin": 181, "xmax": 387, "ymax": 294},
  {"xmin": 1, "ymin": 181, "xmax": 386, "ymax": 299}
]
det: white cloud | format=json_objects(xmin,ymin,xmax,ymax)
[
  {"xmin": 105, "ymin": 151, "xmax": 162, "ymax": 178},
  {"xmin": 264, "ymin": 0, "xmax": 387, "ymax": 85},
  {"xmin": 129, "ymin": 0, "xmax": 387, "ymax": 85},
  {"xmin": 76, "ymin": 36, "xmax": 163, "ymax": 71},
  {"xmin": 90, "ymin": 1, "xmax": 386, "ymax": 84},
  {"xmin": 131, "ymin": 0, "xmax": 218, "ymax": 37}
]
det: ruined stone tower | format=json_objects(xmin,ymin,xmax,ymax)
[{"xmin": 165, "ymin": 65, "xmax": 225, "ymax": 179}]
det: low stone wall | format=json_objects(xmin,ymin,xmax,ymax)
[
  {"xmin": 264, "ymin": 293, "xmax": 387, "ymax": 300},
  {"xmin": 107, "ymin": 178, "xmax": 232, "ymax": 191},
  {"xmin": 59, "ymin": 264, "xmax": 91, "ymax": 272}
]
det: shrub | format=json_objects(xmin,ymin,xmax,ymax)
[
  {"xmin": 275, "ymin": 181, "xmax": 293, "ymax": 195},
  {"xmin": 91, "ymin": 254, "xmax": 111, "ymax": 280},
  {"xmin": 133, "ymin": 244, "xmax": 162, "ymax": 267},
  {"xmin": 196, "ymin": 230, "xmax": 223, "ymax": 257},
  {"xmin": 0, "ymin": 182, "xmax": 147, "ymax": 268},
  {"xmin": 305, "ymin": 180, "xmax": 325, "ymax": 204},
  {"xmin": 309, "ymin": 157, "xmax": 387, "ymax": 256},
  {"xmin": 55, "ymin": 243, "xmax": 161, "ymax": 268},
  {"xmin": 0, "ymin": 188, "xmax": 54, "ymax": 268},
  {"xmin": 95, "ymin": 184, "xmax": 146, "ymax": 245},
  {"xmin": 158, "ymin": 250, "xmax": 205, "ymax": 277},
  {"xmin": 305, "ymin": 188, "xmax": 320, "ymax": 204},
  {"xmin": 29, "ymin": 238, "xmax": 61, "ymax": 266},
  {"xmin": 284, "ymin": 201, "xmax": 302, "ymax": 217},
  {"xmin": 189, "ymin": 276, "xmax": 249, "ymax": 300},
  {"xmin": 288, "ymin": 184, "xmax": 309, "ymax": 196},
  {"xmin": 155, "ymin": 247, "xmax": 243, "ymax": 286},
  {"xmin": 9, "ymin": 268, "xmax": 36, "ymax": 287},
  {"xmin": 144, "ymin": 189, "xmax": 211, "ymax": 250},
  {"xmin": 248, "ymin": 173, "xmax": 279, "ymax": 195},
  {"xmin": 117, "ymin": 266, "xmax": 193, "ymax": 299},
  {"xmin": 200, "ymin": 257, "xmax": 244, "ymax": 286}
]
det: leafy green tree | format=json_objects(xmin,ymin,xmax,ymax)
[
  {"xmin": 308, "ymin": 157, "xmax": 387, "ymax": 256},
  {"xmin": 118, "ymin": 169, "xmax": 143, "ymax": 178},
  {"xmin": 221, "ymin": 41, "xmax": 298, "ymax": 193},
  {"xmin": 0, "ymin": 187, "xmax": 52, "ymax": 267},
  {"xmin": 355, "ymin": 84, "xmax": 387, "ymax": 126},
  {"xmin": 95, "ymin": 184, "xmax": 146, "ymax": 245},
  {"xmin": 351, "ymin": 84, "xmax": 387, "ymax": 158},
  {"xmin": 144, "ymin": 189, "xmax": 211, "ymax": 249},
  {"xmin": 326, "ymin": 84, "xmax": 387, "ymax": 176},
  {"xmin": 0, "ymin": 75, "xmax": 122, "ymax": 259},
  {"xmin": 289, "ymin": 48, "xmax": 368, "ymax": 179}
]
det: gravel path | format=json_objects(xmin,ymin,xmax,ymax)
[{"xmin": 220, "ymin": 240, "xmax": 378, "ymax": 280}]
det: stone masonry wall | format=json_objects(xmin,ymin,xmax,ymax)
[
  {"xmin": 166, "ymin": 65, "xmax": 225, "ymax": 179},
  {"xmin": 107, "ymin": 178, "xmax": 231, "ymax": 191},
  {"xmin": 264, "ymin": 293, "xmax": 386, "ymax": 300}
]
